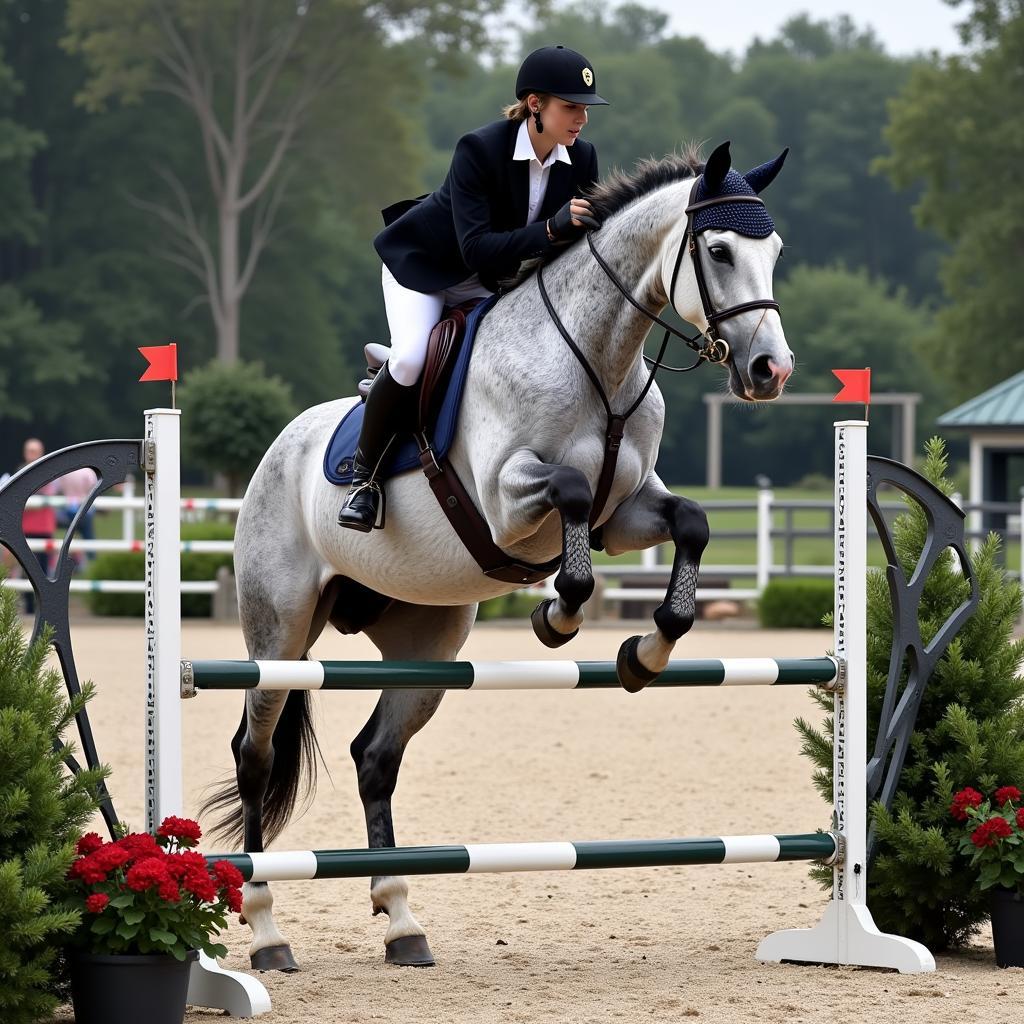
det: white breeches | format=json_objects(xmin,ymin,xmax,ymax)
[{"xmin": 381, "ymin": 263, "xmax": 493, "ymax": 386}]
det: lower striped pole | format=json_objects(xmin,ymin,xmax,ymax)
[
  {"xmin": 182, "ymin": 656, "xmax": 839, "ymax": 695},
  {"xmin": 205, "ymin": 833, "xmax": 838, "ymax": 882}
]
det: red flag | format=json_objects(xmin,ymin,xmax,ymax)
[
  {"xmin": 139, "ymin": 343, "xmax": 178, "ymax": 382},
  {"xmin": 832, "ymin": 368, "xmax": 870, "ymax": 405}
]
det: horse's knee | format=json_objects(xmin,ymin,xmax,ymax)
[
  {"xmin": 236, "ymin": 737, "xmax": 274, "ymax": 803},
  {"xmin": 668, "ymin": 496, "xmax": 709, "ymax": 555},
  {"xmin": 547, "ymin": 465, "xmax": 593, "ymax": 523},
  {"xmin": 351, "ymin": 721, "xmax": 402, "ymax": 803}
]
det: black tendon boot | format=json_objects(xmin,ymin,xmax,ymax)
[{"xmin": 337, "ymin": 363, "xmax": 417, "ymax": 531}]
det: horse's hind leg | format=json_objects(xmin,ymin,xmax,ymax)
[
  {"xmin": 352, "ymin": 600, "xmax": 477, "ymax": 966},
  {"xmin": 599, "ymin": 472, "xmax": 709, "ymax": 691},
  {"xmin": 233, "ymin": 571, "xmax": 323, "ymax": 972}
]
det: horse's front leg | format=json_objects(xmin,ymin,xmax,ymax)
[
  {"xmin": 599, "ymin": 472, "xmax": 709, "ymax": 691},
  {"xmin": 494, "ymin": 459, "xmax": 595, "ymax": 647}
]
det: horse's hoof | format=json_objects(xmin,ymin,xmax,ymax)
[
  {"xmin": 616, "ymin": 635, "xmax": 659, "ymax": 693},
  {"xmin": 250, "ymin": 944, "xmax": 299, "ymax": 972},
  {"xmin": 531, "ymin": 598, "xmax": 579, "ymax": 649},
  {"xmin": 385, "ymin": 934, "xmax": 435, "ymax": 967}
]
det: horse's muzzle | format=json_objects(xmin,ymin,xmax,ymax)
[{"xmin": 745, "ymin": 352, "xmax": 793, "ymax": 400}]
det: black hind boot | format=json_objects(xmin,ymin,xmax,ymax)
[{"xmin": 337, "ymin": 363, "xmax": 417, "ymax": 532}]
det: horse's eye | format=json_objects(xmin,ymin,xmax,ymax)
[{"xmin": 709, "ymin": 244, "xmax": 731, "ymax": 264}]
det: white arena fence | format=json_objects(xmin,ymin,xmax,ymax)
[{"xmin": 5, "ymin": 478, "xmax": 1021, "ymax": 606}]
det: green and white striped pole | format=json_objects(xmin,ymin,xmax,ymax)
[
  {"xmin": 180, "ymin": 656, "xmax": 839, "ymax": 695},
  {"xmin": 206, "ymin": 833, "xmax": 839, "ymax": 882}
]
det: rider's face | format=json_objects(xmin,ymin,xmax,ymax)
[{"xmin": 530, "ymin": 97, "xmax": 589, "ymax": 146}]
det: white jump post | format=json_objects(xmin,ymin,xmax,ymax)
[
  {"xmin": 144, "ymin": 408, "xmax": 272, "ymax": 1018},
  {"xmin": 755, "ymin": 420, "xmax": 934, "ymax": 972}
]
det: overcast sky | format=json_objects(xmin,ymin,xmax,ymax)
[{"xmin": 515, "ymin": 1, "xmax": 966, "ymax": 56}]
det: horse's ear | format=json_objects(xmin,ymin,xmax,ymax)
[
  {"xmin": 702, "ymin": 141, "xmax": 731, "ymax": 194},
  {"xmin": 743, "ymin": 148, "xmax": 789, "ymax": 194}
]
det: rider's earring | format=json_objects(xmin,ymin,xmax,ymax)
[{"xmin": 532, "ymin": 108, "xmax": 544, "ymax": 134}]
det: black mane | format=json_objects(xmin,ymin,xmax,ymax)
[{"xmin": 585, "ymin": 143, "xmax": 704, "ymax": 222}]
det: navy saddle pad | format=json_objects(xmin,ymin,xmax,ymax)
[{"xmin": 323, "ymin": 293, "xmax": 499, "ymax": 486}]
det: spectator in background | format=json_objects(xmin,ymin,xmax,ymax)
[
  {"xmin": 58, "ymin": 464, "xmax": 99, "ymax": 565},
  {"xmin": 19, "ymin": 438, "xmax": 58, "ymax": 614}
]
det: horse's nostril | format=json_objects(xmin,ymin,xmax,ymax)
[{"xmin": 750, "ymin": 354, "xmax": 773, "ymax": 384}]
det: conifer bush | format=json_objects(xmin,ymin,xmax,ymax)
[
  {"xmin": 796, "ymin": 438, "xmax": 1024, "ymax": 950},
  {"xmin": 0, "ymin": 581, "xmax": 108, "ymax": 1023}
]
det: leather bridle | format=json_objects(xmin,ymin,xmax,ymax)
[{"xmin": 535, "ymin": 174, "xmax": 782, "ymax": 527}]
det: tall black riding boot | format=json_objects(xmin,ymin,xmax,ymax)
[{"xmin": 337, "ymin": 363, "xmax": 418, "ymax": 532}]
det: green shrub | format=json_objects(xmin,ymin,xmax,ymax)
[
  {"xmin": 757, "ymin": 577, "xmax": 832, "ymax": 628},
  {"xmin": 476, "ymin": 590, "xmax": 539, "ymax": 621},
  {"xmin": 178, "ymin": 360, "xmax": 297, "ymax": 496},
  {"xmin": 85, "ymin": 521, "xmax": 234, "ymax": 618},
  {"xmin": 796, "ymin": 437, "xmax": 1024, "ymax": 950},
  {"xmin": 0, "ymin": 577, "xmax": 108, "ymax": 1023}
]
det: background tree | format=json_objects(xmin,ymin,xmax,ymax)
[
  {"xmin": 178, "ymin": 360, "xmax": 297, "ymax": 495},
  {"xmin": 0, "ymin": 12, "xmax": 86, "ymax": 429},
  {"xmin": 61, "ymin": 0, "xmax": 509, "ymax": 364},
  {"xmin": 878, "ymin": 0, "xmax": 1024, "ymax": 401}
]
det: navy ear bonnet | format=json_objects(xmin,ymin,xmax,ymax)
[{"xmin": 692, "ymin": 147, "xmax": 788, "ymax": 239}]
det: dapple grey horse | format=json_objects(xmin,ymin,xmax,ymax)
[{"xmin": 203, "ymin": 141, "xmax": 794, "ymax": 971}]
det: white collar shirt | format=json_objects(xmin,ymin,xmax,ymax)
[{"xmin": 513, "ymin": 119, "xmax": 572, "ymax": 225}]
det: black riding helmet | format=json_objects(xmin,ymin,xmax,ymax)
[{"xmin": 515, "ymin": 45, "xmax": 610, "ymax": 105}]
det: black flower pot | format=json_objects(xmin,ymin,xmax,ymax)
[
  {"xmin": 991, "ymin": 888, "xmax": 1024, "ymax": 968},
  {"xmin": 69, "ymin": 948, "xmax": 198, "ymax": 1024}
]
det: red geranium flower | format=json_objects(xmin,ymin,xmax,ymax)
[
  {"xmin": 971, "ymin": 816, "xmax": 1014, "ymax": 848},
  {"xmin": 994, "ymin": 786, "xmax": 1022, "ymax": 807},
  {"xmin": 68, "ymin": 857, "xmax": 107, "ymax": 885},
  {"xmin": 158, "ymin": 879, "xmax": 181, "ymax": 903},
  {"xmin": 125, "ymin": 857, "xmax": 173, "ymax": 892},
  {"xmin": 76, "ymin": 833, "xmax": 104, "ymax": 856},
  {"xmin": 68, "ymin": 817, "xmax": 240, "ymax": 961},
  {"xmin": 183, "ymin": 869, "xmax": 217, "ymax": 903},
  {"xmin": 166, "ymin": 850, "xmax": 207, "ymax": 880},
  {"xmin": 84, "ymin": 893, "xmax": 110, "ymax": 913},
  {"xmin": 950, "ymin": 787, "xmax": 984, "ymax": 821},
  {"xmin": 117, "ymin": 833, "xmax": 164, "ymax": 863},
  {"xmin": 1017, "ymin": 808, "xmax": 1024, "ymax": 830},
  {"xmin": 69, "ymin": 844, "xmax": 132, "ymax": 884},
  {"xmin": 157, "ymin": 816, "xmax": 202, "ymax": 844},
  {"xmin": 94, "ymin": 845, "xmax": 132, "ymax": 871},
  {"xmin": 212, "ymin": 860, "xmax": 244, "ymax": 889}
]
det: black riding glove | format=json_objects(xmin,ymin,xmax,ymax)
[{"xmin": 547, "ymin": 199, "xmax": 601, "ymax": 243}]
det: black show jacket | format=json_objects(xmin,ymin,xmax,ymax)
[{"xmin": 374, "ymin": 117, "xmax": 599, "ymax": 294}]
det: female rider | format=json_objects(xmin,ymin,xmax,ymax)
[{"xmin": 338, "ymin": 44, "xmax": 608, "ymax": 531}]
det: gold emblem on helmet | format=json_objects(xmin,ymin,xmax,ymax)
[{"xmin": 582, "ymin": 67, "xmax": 593, "ymax": 86}]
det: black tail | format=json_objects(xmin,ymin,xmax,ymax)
[{"xmin": 200, "ymin": 690, "xmax": 323, "ymax": 849}]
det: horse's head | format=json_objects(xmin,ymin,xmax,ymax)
[{"xmin": 666, "ymin": 141, "xmax": 793, "ymax": 401}]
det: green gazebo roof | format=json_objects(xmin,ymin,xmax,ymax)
[{"xmin": 937, "ymin": 370, "xmax": 1024, "ymax": 428}]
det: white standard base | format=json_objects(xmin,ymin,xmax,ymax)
[
  {"xmin": 756, "ymin": 900, "xmax": 935, "ymax": 974},
  {"xmin": 187, "ymin": 951, "xmax": 272, "ymax": 1017}
]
